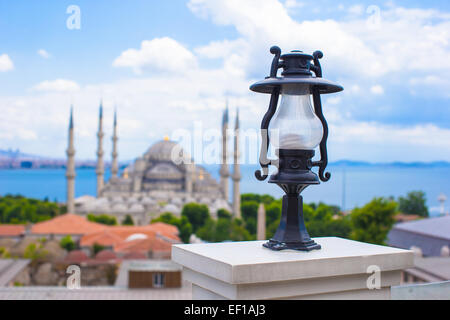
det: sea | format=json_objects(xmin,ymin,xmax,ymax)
[{"xmin": 0, "ymin": 164, "xmax": 449, "ymax": 217}]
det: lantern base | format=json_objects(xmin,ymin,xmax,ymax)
[
  {"xmin": 264, "ymin": 149, "xmax": 322, "ymax": 252},
  {"xmin": 263, "ymin": 239, "xmax": 321, "ymax": 251},
  {"xmin": 264, "ymin": 192, "xmax": 321, "ymax": 252}
]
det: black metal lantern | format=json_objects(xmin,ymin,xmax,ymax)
[{"xmin": 251, "ymin": 46, "xmax": 343, "ymax": 251}]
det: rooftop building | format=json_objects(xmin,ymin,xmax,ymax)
[
  {"xmin": 388, "ymin": 216, "xmax": 450, "ymax": 257},
  {"xmin": 0, "ymin": 225, "xmax": 26, "ymax": 239},
  {"xmin": 30, "ymin": 214, "xmax": 106, "ymax": 239}
]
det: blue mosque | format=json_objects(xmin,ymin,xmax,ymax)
[{"xmin": 65, "ymin": 102, "xmax": 241, "ymax": 225}]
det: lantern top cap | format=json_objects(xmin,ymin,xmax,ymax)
[
  {"xmin": 280, "ymin": 50, "xmax": 313, "ymax": 61},
  {"xmin": 249, "ymin": 47, "xmax": 343, "ymax": 94}
]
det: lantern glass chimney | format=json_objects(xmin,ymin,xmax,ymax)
[{"xmin": 269, "ymin": 84, "xmax": 323, "ymax": 150}]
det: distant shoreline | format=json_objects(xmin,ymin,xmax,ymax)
[
  {"xmin": 2, "ymin": 148, "xmax": 449, "ymax": 169},
  {"xmin": 1, "ymin": 161, "xmax": 449, "ymax": 170}
]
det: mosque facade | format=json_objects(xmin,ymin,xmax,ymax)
[{"xmin": 66, "ymin": 102, "xmax": 241, "ymax": 225}]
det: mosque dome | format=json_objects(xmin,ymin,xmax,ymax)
[
  {"xmin": 141, "ymin": 197, "xmax": 156, "ymax": 205},
  {"xmin": 125, "ymin": 233, "xmax": 148, "ymax": 242},
  {"xmin": 112, "ymin": 203, "xmax": 128, "ymax": 213},
  {"xmin": 162, "ymin": 203, "xmax": 180, "ymax": 215},
  {"xmin": 129, "ymin": 203, "xmax": 145, "ymax": 212},
  {"xmin": 144, "ymin": 139, "xmax": 191, "ymax": 164}
]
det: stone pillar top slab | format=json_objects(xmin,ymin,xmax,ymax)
[{"xmin": 172, "ymin": 237, "xmax": 414, "ymax": 284}]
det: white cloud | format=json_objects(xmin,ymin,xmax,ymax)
[
  {"xmin": 113, "ymin": 37, "xmax": 197, "ymax": 74},
  {"xmin": 188, "ymin": 0, "xmax": 450, "ymax": 83},
  {"xmin": 2, "ymin": 71, "xmax": 449, "ymax": 162},
  {"xmin": 195, "ymin": 38, "xmax": 246, "ymax": 60},
  {"xmin": 329, "ymin": 121, "xmax": 450, "ymax": 161},
  {"xmin": 2, "ymin": 0, "xmax": 450, "ymax": 163},
  {"xmin": 409, "ymin": 75, "xmax": 450, "ymax": 97},
  {"xmin": 370, "ymin": 85, "xmax": 384, "ymax": 95},
  {"xmin": 326, "ymin": 96, "xmax": 342, "ymax": 105},
  {"xmin": 32, "ymin": 79, "xmax": 80, "ymax": 92},
  {"xmin": 37, "ymin": 49, "xmax": 51, "ymax": 59},
  {"xmin": 348, "ymin": 5, "xmax": 364, "ymax": 15},
  {"xmin": 0, "ymin": 54, "xmax": 14, "ymax": 72},
  {"xmin": 284, "ymin": 0, "xmax": 304, "ymax": 9}
]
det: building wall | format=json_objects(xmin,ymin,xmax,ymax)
[
  {"xmin": 388, "ymin": 229, "xmax": 450, "ymax": 257},
  {"xmin": 128, "ymin": 270, "xmax": 181, "ymax": 288}
]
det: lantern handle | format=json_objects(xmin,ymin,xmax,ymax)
[
  {"xmin": 311, "ymin": 87, "xmax": 331, "ymax": 182},
  {"xmin": 310, "ymin": 50, "xmax": 331, "ymax": 182},
  {"xmin": 310, "ymin": 50, "xmax": 323, "ymax": 77},
  {"xmin": 255, "ymin": 46, "xmax": 282, "ymax": 181},
  {"xmin": 255, "ymin": 87, "xmax": 280, "ymax": 181},
  {"xmin": 269, "ymin": 46, "xmax": 282, "ymax": 78}
]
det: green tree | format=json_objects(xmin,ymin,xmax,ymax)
[
  {"xmin": 122, "ymin": 214, "xmax": 134, "ymax": 225},
  {"xmin": 240, "ymin": 200, "xmax": 259, "ymax": 236},
  {"xmin": 0, "ymin": 247, "xmax": 11, "ymax": 258},
  {"xmin": 93, "ymin": 243, "xmax": 106, "ymax": 255},
  {"xmin": 217, "ymin": 209, "xmax": 232, "ymax": 220},
  {"xmin": 350, "ymin": 197, "xmax": 398, "ymax": 245},
  {"xmin": 196, "ymin": 217, "xmax": 252, "ymax": 242},
  {"xmin": 228, "ymin": 218, "xmax": 252, "ymax": 241},
  {"xmin": 59, "ymin": 235, "xmax": 76, "ymax": 252},
  {"xmin": 307, "ymin": 218, "xmax": 351, "ymax": 238},
  {"xmin": 152, "ymin": 212, "xmax": 176, "ymax": 224},
  {"xmin": 195, "ymin": 218, "xmax": 216, "ymax": 241},
  {"xmin": 181, "ymin": 203, "xmax": 209, "ymax": 233},
  {"xmin": 0, "ymin": 194, "xmax": 62, "ymax": 224},
  {"xmin": 324, "ymin": 218, "xmax": 352, "ymax": 238},
  {"xmin": 177, "ymin": 216, "xmax": 193, "ymax": 243},
  {"xmin": 398, "ymin": 191, "xmax": 429, "ymax": 217},
  {"xmin": 87, "ymin": 214, "xmax": 117, "ymax": 225},
  {"xmin": 152, "ymin": 212, "xmax": 193, "ymax": 243},
  {"xmin": 23, "ymin": 243, "xmax": 48, "ymax": 264},
  {"xmin": 265, "ymin": 201, "xmax": 282, "ymax": 239},
  {"xmin": 241, "ymin": 193, "xmax": 275, "ymax": 205}
]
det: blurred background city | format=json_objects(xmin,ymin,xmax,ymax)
[{"xmin": 0, "ymin": 0, "xmax": 448, "ymax": 299}]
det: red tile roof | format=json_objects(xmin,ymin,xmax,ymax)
[
  {"xmin": 146, "ymin": 222, "xmax": 179, "ymax": 238},
  {"xmin": 31, "ymin": 214, "xmax": 106, "ymax": 235},
  {"xmin": 79, "ymin": 230, "xmax": 124, "ymax": 247},
  {"xmin": 114, "ymin": 236, "xmax": 172, "ymax": 255},
  {"xmin": 64, "ymin": 250, "xmax": 89, "ymax": 264},
  {"xmin": 80, "ymin": 223, "xmax": 180, "ymax": 247},
  {"xmin": 80, "ymin": 223, "xmax": 179, "ymax": 257},
  {"xmin": 395, "ymin": 214, "xmax": 422, "ymax": 223},
  {"xmin": 95, "ymin": 250, "xmax": 117, "ymax": 261},
  {"xmin": 109, "ymin": 224, "xmax": 180, "ymax": 241},
  {"xmin": 0, "ymin": 224, "xmax": 25, "ymax": 237},
  {"xmin": 122, "ymin": 252, "xmax": 147, "ymax": 260},
  {"xmin": 28, "ymin": 214, "xmax": 180, "ymax": 258}
]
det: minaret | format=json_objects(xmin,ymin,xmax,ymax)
[
  {"xmin": 232, "ymin": 109, "xmax": 241, "ymax": 218},
  {"xmin": 66, "ymin": 107, "xmax": 76, "ymax": 213},
  {"xmin": 111, "ymin": 109, "xmax": 119, "ymax": 179},
  {"xmin": 96, "ymin": 101, "xmax": 105, "ymax": 196},
  {"xmin": 185, "ymin": 162, "xmax": 194, "ymax": 194},
  {"xmin": 219, "ymin": 102, "xmax": 230, "ymax": 200}
]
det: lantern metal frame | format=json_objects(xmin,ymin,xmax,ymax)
[{"xmin": 250, "ymin": 46, "xmax": 343, "ymax": 251}]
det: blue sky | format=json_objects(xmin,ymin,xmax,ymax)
[{"xmin": 0, "ymin": 0, "xmax": 449, "ymax": 163}]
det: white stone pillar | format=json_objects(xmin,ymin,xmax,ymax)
[
  {"xmin": 256, "ymin": 203, "xmax": 266, "ymax": 240},
  {"xmin": 172, "ymin": 237, "xmax": 413, "ymax": 300}
]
